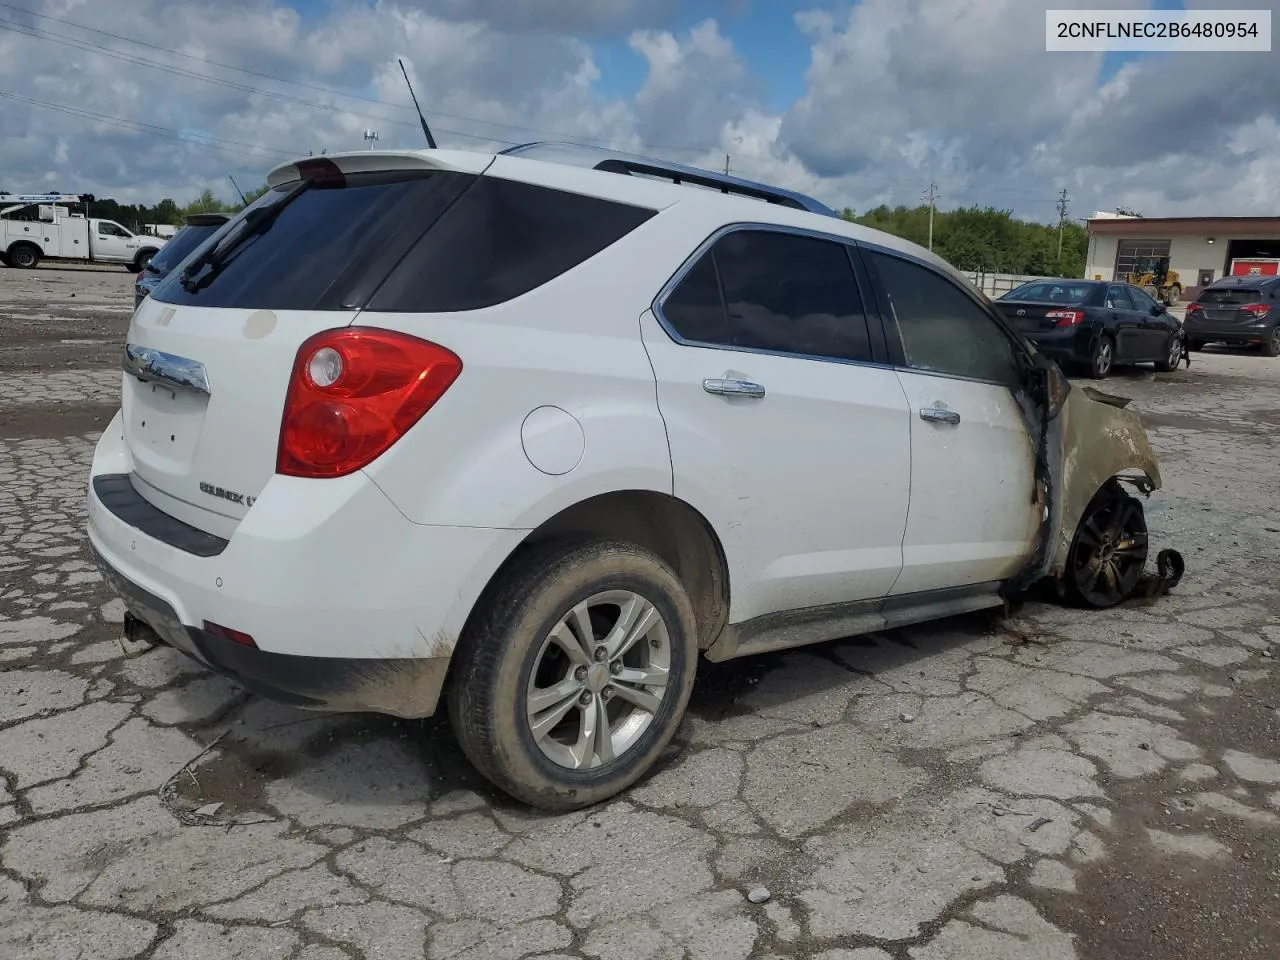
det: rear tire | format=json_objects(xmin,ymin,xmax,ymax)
[
  {"xmin": 447, "ymin": 538, "xmax": 698, "ymax": 811},
  {"xmin": 1089, "ymin": 334, "xmax": 1115, "ymax": 379},
  {"xmin": 7, "ymin": 244, "xmax": 39, "ymax": 269},
  {"xmin": 1263, "ymin": 327, "xmax": 1280, "ymax": 358},
  {"xmin": 1143, "ymin": 284, "xmax": 1159, "ymax": 301},
  {"xmin": 1166, "ymin": 284, "xmax": 1181, "ymax": 305},
  {"xmin": 1154, "ymin": 333, "xmax": 1182, "ymax": 373}
]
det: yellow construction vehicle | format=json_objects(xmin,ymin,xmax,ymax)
[{"xmin": 1125, "ymin": 256, "xmax": 1182, "ymax": 304}]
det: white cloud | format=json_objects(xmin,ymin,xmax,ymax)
[{"xmin": 0, "ymin": 0, "xmax": 1276, "ymax": 222}]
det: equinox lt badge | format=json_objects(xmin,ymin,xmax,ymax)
[{"xmin": 199, "ymin": 482, "xmax": 255, "ymax": 508}]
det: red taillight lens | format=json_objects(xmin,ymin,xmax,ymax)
[
  {"xmin": 203, "ymin": 621, "xmax": 258, "ymax": 648},
  {"xmin": 1047, "ymin": 309, "xmax": 1085, "ymax": 327},
  {"xmin": 277, "ymin": 327, "xmax": 462, "ymax": 479},
  {"xmin": 1241, "ymin": 303, "xmax": 1270, "ymax": 318},
  {"xmin": 1185, "ymin": 302, "xmax": 1203, "ymax": 315}
]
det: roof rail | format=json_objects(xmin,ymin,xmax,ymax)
[{"xmin": 498, "ymin": 141, "xmax": 835, "ymax": 217}]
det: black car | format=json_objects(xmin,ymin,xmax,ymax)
[
  {"xmin": 1184, "ymin": 276, "xmax": 1280, "ymax": 356},
  {"xmin": 994, "ymin": 278, "xmax": 1183, "ymax": 379},
  {"xmin": 133, "ymin": 213, "xmax": 230, "ymax": 309}
]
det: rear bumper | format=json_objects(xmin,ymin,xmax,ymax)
[
  {"xmin": 1184, "ymin": 319, "xmax": 1274, "ymax": 343},
  {"xmin": 1023, "ymin": 325, "xmax": 1096, "ymax": 364},
  {"xmin": 95, "ymin": 550, "xmax": 449, "ymax": 715},
  {"xmin": 87, "ymin": 410, "xmax": 525, "ymax": 718}
]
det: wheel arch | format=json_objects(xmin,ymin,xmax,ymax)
[
  {"xmin": 460, "ymin": 490, "xmax": 731, "ymax": 654},
  {"xmin": 6, "ymin": 240, "xmax": 41, "ymax": 266}
]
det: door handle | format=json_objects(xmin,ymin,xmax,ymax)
[
  {"xmin": 919, "ymin": 406, "xmax": 960, "ymax": 425},
  {"xmin": 703, "ymin": 378, "xmax": 765, "ymax": 399}
]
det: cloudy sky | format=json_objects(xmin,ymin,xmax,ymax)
[{"xmin": 1, "ymin": 0, "xmax": 1276, "ymax": 223}]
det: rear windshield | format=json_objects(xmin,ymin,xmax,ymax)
[
  {"xmin": 1201, "ymin": 287, "xmax": 1264, "ymax": 305},
  {"xmin": 1001, "ymin": 282, "xmax": 1095, "ymax": 304},
  {"xmin": 151, "ymin": 170, "xmax": 656, "ymax": 312},
  {"xmin": 144, "ymin": 222, "xmax": 226, "ymax": 277}
]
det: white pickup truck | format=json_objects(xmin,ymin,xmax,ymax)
[{"xmin": 1, "ymin": 193, "xmax": 167, "ymax": 271}]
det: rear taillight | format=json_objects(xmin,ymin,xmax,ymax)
[
  {"xmin": 277, "ymin": 327, "xmax": 462, "ymax": 479},
  {"xmin": 1047, "ymin": 309, "xmax": 1085, "ymax": 327},
  {"xmin": 1241, "ymin": 303, "xmax": 1270, "ymax": 318},
  {"xmin": 1185, "ymin": 302, "xmax": 1203, "ymax": 315}
]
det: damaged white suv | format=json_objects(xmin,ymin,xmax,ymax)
[{"xmin": 87, "ymin": 142, "xmax": 1162, "ymax": 810}]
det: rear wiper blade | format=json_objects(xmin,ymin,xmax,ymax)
[{"xmin": 179, "ymin": 181, "xmax": 311, "ymax": 293}]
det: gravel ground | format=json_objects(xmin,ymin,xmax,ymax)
[{"xmin": 1, "ymin": 267, "xmax": 1277, "ymax": 960}]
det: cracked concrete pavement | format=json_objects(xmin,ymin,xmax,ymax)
[{"xmin": 1, "ymin": 266, "xmax": 1278, "ymax": 959}]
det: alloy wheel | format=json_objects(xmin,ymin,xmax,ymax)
[
  {"xmin": 525, "ymin": 590, "xmax": 671, "ymax": 770},
  {"xmin": 1094, "ymin": 339, "xmax": 1113, "ymax": 377},
  {"xmin": 1070, "ymin": 493, "xmax": 1148, "ymax": 608}
]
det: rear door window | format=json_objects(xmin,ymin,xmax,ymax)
[
  {"xmin": 657, "ymin": 229, "xmax": 874, "ymax": 364},
  {"xmin": 661, "ymin": 254, "xmax": 730, "ymax": 345}
]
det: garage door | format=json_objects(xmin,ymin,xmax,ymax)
[{"xmin": 1114, "ymin": 239, "xmax": 1171, "ymax": 281}]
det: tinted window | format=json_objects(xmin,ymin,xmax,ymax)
[
  {"xmin": 370, "ymin": 177, "xmax": 655, "ymax": 313},
  {"xmin": 1106, "ymin": 285, "xmax": 1134, "ymax": 309},
  {"xmin": 145, "ymin": 222, "xmax": 227, "ymax": 277},
  {"xmin": 1202, "ymin": 286, "xmax": 1264, "ymax": 305},
  {"xmin": 1001, "ymin": 281, "xmax": 1096, "ymax": 304},
  {"xmin": 662, "ymin": 254, "xmax": 729, "ymax": 344},
  {"xmin": 153, "ymin": 171, "xmax": 476, "ymax": 310},
  {"xmin": 868, "ymin": 250, "xmax": 1022, "ymax": 385},
  {"xmin": 709, "ymin": 230, "xmax": 872, "ymax": 362},
  {"xmin": 1128, "ymin": 286, "xmax": 1159, "ymax": 312}
]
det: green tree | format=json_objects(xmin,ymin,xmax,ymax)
[
  {"xmin": 182, "ymin": 188, "xmax": 233, "ymax": 217},
  {"xmin": 234, "ymin": 184, "xmax": 270, "ymax": 211},
  {"xmin": 843, "ymin": 203, "xmax": 1088, "ymax": 278}
]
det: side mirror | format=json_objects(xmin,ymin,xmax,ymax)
[
  {"xmin": 1028, "ymin": 352, "xmax": 1070, "ymax": 420},
  {"xmin": 1153, "ymin": 302, "xmax": 1167, "ymax": 315}
]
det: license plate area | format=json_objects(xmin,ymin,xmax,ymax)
[{"xmin": 127, "ymin": 378, "xmax": 207, "ymax": 470}]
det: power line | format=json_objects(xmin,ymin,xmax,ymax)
[
  {"xmin": 0, "ymin": 1, "xmax": 711, "ymax": 156},
  {"xmin": 0, "ymin": 90, "xmax": 300, "ymax": 161},
  {"xmin": 0, "ymin": 17, "xmax": 527, "ymax": 148}
]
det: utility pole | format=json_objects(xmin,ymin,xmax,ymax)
[
  {"xmin": 363, "ymin": 129, "xmax": 380, "ymax": 150},
  {"xmin": 923, "ymin": 182, "xmax": 940, "ymax": 251},
  {"xmin": 724, "ymin": 154, "xmax": 730, "ymax": 176},
  {"xmin": 1056, "ymin": 188, "xmax": 1071, "ymax": 263}
]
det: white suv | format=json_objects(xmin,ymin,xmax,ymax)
[{"xmin": 87, "ymin": 142, "xmax": 1162, "ymax": 809}]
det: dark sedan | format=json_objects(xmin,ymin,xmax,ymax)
[
  {"xmin": 133, "ymin": 213, "xmax": 230, "ymax": 310},
  {"xmin": 1184, "ymin": 276, "xmax": 1280, "ymax": 356},
  {"xmin": 995, "ymin": 278, "xmax": 1183, "ymax": 379}
]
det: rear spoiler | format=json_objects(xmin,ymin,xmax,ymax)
[{"xmin": 266, "ymin": 150, "xmax": 494, "ymax": 188}]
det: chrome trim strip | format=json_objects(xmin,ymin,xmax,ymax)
[{"xmin": 123, "ymin": 343, "xmax": 210, "ymax": 396}]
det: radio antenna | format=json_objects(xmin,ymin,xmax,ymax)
[
  {"xmin": 398, "ymin": 58, "xmax": 437, "ymax": 149},
  {"xmin": 227, "ymin": 174, "xmax": 248, "ymax": 205}
]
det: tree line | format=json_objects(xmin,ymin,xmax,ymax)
[
  {"xmin": 84, "ymin": 186, "xmax": 269, "ymax": 233},
  {"xmin": 840, "ymin": 205, "xmax": 1089, "ymax": 279}
]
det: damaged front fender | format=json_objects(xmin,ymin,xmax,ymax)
[{"xmin": 1043, "ymin": 384, "xmax": 1161, "ymax": 583}]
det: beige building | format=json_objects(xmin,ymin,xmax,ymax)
[{"xmin": 1084, "ymin": 213, "xmax": 1280, "ymax": 301}]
